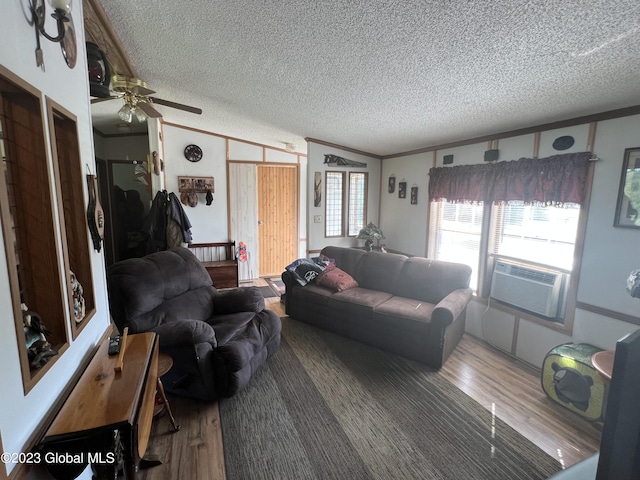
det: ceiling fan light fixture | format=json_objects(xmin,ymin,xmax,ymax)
[
  {"xmin": 117, "ymin": 104, "xmax": 134, "ymax": 123},
  {"xmin": 135, "ymin": 108, "xmax": 148, "ymax": 123}
]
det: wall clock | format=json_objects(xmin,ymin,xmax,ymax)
[{"xmin": 184, "ymin": 144, "xmax": 203, "ymax": 162}]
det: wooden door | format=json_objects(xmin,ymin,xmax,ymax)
[{"xmin": 257, "ymin": 165, "xmax": 298, "ymax": 276}]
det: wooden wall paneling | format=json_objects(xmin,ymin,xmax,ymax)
[{"xmin": 228, "ymin": 163, "xmax": 259, "ymax": 280}]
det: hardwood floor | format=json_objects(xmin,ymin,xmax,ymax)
[{"xmin": 140, "ymin": 279, "xmax": 600, "ymax": 479}]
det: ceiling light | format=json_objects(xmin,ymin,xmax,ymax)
[
  {"xmin": 135, "ymin": 108, "xmax": 147, "ymax": 123},
  {"xmin": 117, "ymin": 104, "xmax": 134, "ymax": 123}
]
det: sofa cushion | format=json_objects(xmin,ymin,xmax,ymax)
[
  {"xmin": 289, "ymin": 282, "xmax": 334, "ymax": 307},
  {"xmin": 316, "ymin": 267, "xmax": 358, "ymax": 291},
  {"xmin": 329, "ymin": 288, "xmax": 392, "ymax": 309},
  {"xmin": 355, "ymin": 251, "xmax": 407, "ymax": 293},
  {"xmin": 373, "ymin": 296, "xmax": 436, "ymax": 333},
  {"xmin": 395, "ymin": 257, "xmax": 472, "ymax": 304},
  {"xmin": 328, "ymin": 287, "xmax": 393, "ymax": 322}
]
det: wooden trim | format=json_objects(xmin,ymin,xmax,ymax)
[
  {"xmin": 559, "ymin": 160, "xmax": 596, "ymax": 334},
  {"xmin": 163, "ymin": 121, "xmax": 306, "ymax": 157},
  {"xmin": 305, "ymin": 137, "xmax": 382, "ymax": 159},
  {"xmin": 533, "ymin": 132, "xmax": 541, "ymax": 158},
  {"xmin": 382, "ymin": 104, "xmax": 640, "ymax": 159},
  {"xmin": 511, "ymin": 317, "xmax": 520, "ymax": 355},
  {"xmin": 83, "ymin": 0, "xmax": 138, "ymax": 78},
  {"xmin": 576, "ymin": 302, "xmax": 640, "ymax": 326},
  {"xmin": 46, "ymin": 98, "xmax": 96, "ymax": 340},
  {"xmin": 587, "ymin": 122, "xmax": 597, "ymax": 152},
  {"xmin": 91, "ymin": 128, "xmax": 148, "ymax": 139}
]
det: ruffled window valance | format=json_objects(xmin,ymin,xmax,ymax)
[{"xmin": 428, "ymin": 152, "xmax": 593, "ymax": 206}]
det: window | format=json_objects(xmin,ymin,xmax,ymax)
[
  {"xmin": 325, "ymin": 171, "xmax": 368, "ymax": 237},
  {"xmin": 325, "ymin": 171, "xmax": 344, "ymax": 237},
  {"xmin": 348, "ymin": 172, "xmax": 367, "ymax": 236},
  {"xmin": 427, "ymin": 153, "xmax": 593, "ymax": 329},
  {"xmin": 429, "ymin": 201, "xmax": 484, "ymax": 290},
  {"xmin": 490, "ymin": 202, "xmax": 580, "ymax": 271}
]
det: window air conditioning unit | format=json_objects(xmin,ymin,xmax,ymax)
[{"xmin": 490, "ymin": 259, "xmax": 563, "ymax": 318}]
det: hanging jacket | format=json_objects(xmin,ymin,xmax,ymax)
[{"xmin": 167, "ymin": 192, "xmax": 193, "ymax": 246}]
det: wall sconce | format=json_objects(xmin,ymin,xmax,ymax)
[{"xmin": 31, "ymin": 0, "xmax": 77, "ymax": 69}]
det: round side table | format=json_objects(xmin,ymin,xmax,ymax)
[{"xmin": 155, "ymin": 353, "xmax": 180, "ymax": 431}]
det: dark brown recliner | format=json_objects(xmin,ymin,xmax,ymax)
[{"xmin": 107, "ymin": 247, "xmax": 281, "ymax": 400}]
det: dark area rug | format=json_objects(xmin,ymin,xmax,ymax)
[
  {"xmin": 266, "ymin": 276, "xmax": 286, "ymax": 296},
  {"xmin": 219, "ymin": 317, "xmax": 561, "ymax": 480}
]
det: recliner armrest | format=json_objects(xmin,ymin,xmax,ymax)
[
  {"xmin": 213, "ymin": 287, "xmax": 265, "ymax": 314},
  {"xmin": 150, "ymin": 319, "xmax": 218, "ymax": 348},
  {"xmin": 431, "ymin": 288, "xmax": 473, "ymax": 328}
]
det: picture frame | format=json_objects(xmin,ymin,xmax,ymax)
[
  {"xmin": 410, "ymin": 185, "xmax": 418, "ymax": 205},
  {"xmin": 398, "ymin": 181, "xmax": 406, "ymax": 199},
  {"xmin": 614, "ymin": 147, "xmax": 640, "ymax": 228}
]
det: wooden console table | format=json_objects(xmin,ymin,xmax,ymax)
[{"xmin": 39, "ymin": 332, "xmax": 163, "ymax": 479}]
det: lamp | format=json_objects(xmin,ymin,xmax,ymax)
[
  {"xmin": 32, "ymin": 0, "xmax": 72, "ymax": 43},
  {"xmin": 357, "ymin": 222, "xmax": 385, "ymax": 252}
]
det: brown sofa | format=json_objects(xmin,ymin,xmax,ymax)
[{"xmin": 282, "ymin": 246, "xmax": 472, "ymax": 368}]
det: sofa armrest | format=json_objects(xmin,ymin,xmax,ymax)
[
  {"xmin": 431, "ymin": 288, "xmax": 473, "ymax": 328},
  {"xmin": 281, "ymin": 270, "xmax": 298, "ymax": 290},
  {"xmin": 150, "ymin": 319, "xmax": 218, "ymax": 348},
  {"xmin": 213, "ymin": 287, "xmax": 265, "ymax": 314}
]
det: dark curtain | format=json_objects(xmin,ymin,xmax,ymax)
[{"xmin": 428, "ymin": 152, "xmax": 593, "ymax": 206}]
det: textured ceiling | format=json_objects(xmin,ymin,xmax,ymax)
[{"xmin": 90, "ymin": 0, "xmax": 640, "ymax": 156}]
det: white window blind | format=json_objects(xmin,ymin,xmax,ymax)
[
  {"xmin": 429, "ymin": 201, "xmax": 484, "ymax": 290},
  {"xmin": 490, "ymin": 202, "xmax": 580, "ymax": 270}
]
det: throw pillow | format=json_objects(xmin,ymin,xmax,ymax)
[
  {"xmin": 285, "ymin": 255, "xmax": 337, "ymax": 286},
  {"xmin": 286, "ymin": 257, "xmax": 325, "ymax": 286},
  {"xmin": 316, "ymin": 267, "xmax": 359, "ymax": 292}
]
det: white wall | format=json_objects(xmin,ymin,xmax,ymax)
[
  {"xmin": 159, "ymin": 125, "xmax": 308, "ymax": 260},
  {"xmin": 0, "ymin": 1, "xmax": 110, "ymax": 476},
  {"xmin": 162, "ymin": 125, "xmax": 229, "ymax": 242},
  {"xmin": 307, "ymin": 142, "xmax": 381, "ymax": 252},
  {"xmin": 380, "ymin": 116, "xmax": 640, "ymax": 368}
]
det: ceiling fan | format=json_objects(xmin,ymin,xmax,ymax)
[{"xmin": 90, "ymin": 75, "xmax": 202, "ymax": 123}]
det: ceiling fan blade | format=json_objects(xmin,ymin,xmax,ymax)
[
  {"xmin": 137, "ymin": 101, "xmax": 163, "ymax": 118},
  {"xmin": 149, "ymin": 97, "xmax": 203, "ymax": 115},
  {"xmin": 90, "ymin": 96, "xmax": 120, "ymax": 104}
]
